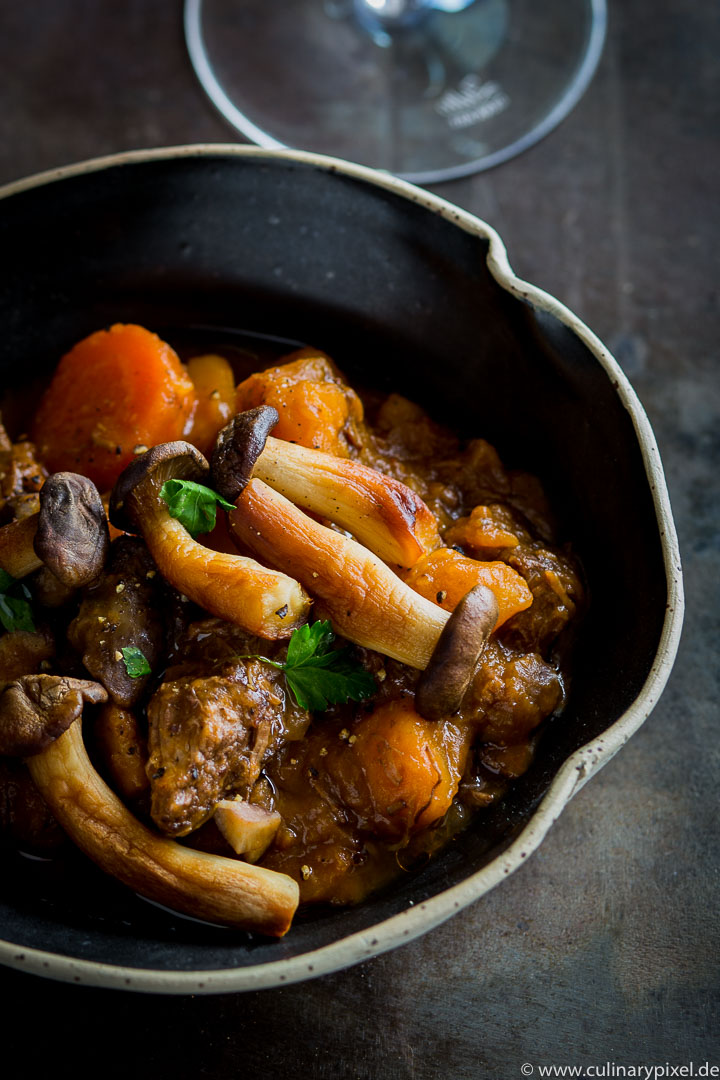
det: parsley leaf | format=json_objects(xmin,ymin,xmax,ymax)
[
  {"xmin": 121, "ymin": 646, "xmax": 152, "ymax": 679},
  {"xmin": 0, "ymin": 570, "xmax": 35, "ymax": 633},
  {"xmin": 243, "ymin": 620, "xmax": 376, "ymax": 712},
  {"xmin": 160, "ymin": 479, "xmax": 235, "ymax": 538},
  {"xmin": 285, "ymin": 620, "xmax": 335, "ymax": 668},
  {"xmin": 285, "ymin": 654, "xmax": 377, "ymax": 712}
]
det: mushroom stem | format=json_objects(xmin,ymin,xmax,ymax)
[
  {"xmin": 257, "ymin": 436, "xmax": 441, "ymax": 568},
  {"xmin": 0, "ymin": 515, "xmax": 41, "ymax": 578},
  {"xmin": 110, "ymin": 442, "xmax": 311, "ymax": 640},
  {"xmin": 212, "ymin": 409, "xmax": 441, "ymax": 569},
  {"xmin": 230, "ymin": 479, "xmax": 449, "ymax": 669},
  {"xmin": 27, "ymin": 719, "xmax": 300, "ymax": 937},
  {"xmin": 0, "ymin": 472, "xmax": 110, "ymax": 586}
]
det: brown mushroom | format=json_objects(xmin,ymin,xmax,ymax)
[
  {"xmin": 414, "ymin": 585, "xmax": 499, "ymax": 721},
  {"xmin": 0, "ymin": 674, "xmax": 108, "ymax": 757},
  {"xmin": 27, "ymin": 718, "xmax": 299, "ymax": 936},
  {"xmin": 211, "ymin": 408, "xmax": 441, "ymax": 568},
  {"xmin": 109, "ymin": 441, "xmax": 311, "ymax": 640},
  {"xmin": 0, "ymin": 471, "xmax": 109, "ymax": 586}
]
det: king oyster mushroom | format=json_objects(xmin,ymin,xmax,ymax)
[
  {"xmin": 0, "ymin": 674, "xmax": 108, "ymax": 757},
  {"xmin": 27, "ymin": 717, "xmax": 299, "ymax": 936},
  {"xmin": 109, "ymin": 441, "xmax": 311, "ymax": 639},
  {"xmin": 211, "ymin": 410, "xmax": 501, "ymax": 719},
  {"xmin": 211, "ymin": 407, "xmax": 441, "ymax": 568}
]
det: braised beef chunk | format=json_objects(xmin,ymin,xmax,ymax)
[
  {"xmin": 435, "ymin": 439, "xmax": 556, "ymax": 537},
  {"xmin": 0, "ymin": 434, "xmax": 47, "ymax": 523},
  {"xmin": 68, "ymin": 536, "xmax": 165, "ymax": 707},
  {"xmin": 464, "ymin": 640, "xmax": 564, "ymax": 745},
  {"xmin": 499, "ymin": 543, "xmax": 583, "ymax": 653},
  {"xmin": 0, "ymin": 626, "xmax": 55, "ymax": 686},
  {"xmin": 147, "ymin": 656, "xmax": 309, "ymax": 837},
  {"xmin": 166, "ymin": 617, "xmax": 281, "ymax": 672}
]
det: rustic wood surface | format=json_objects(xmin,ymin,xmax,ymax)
[{"xmin": 0, "ymin": 1, "xmax": 718, "ymax": 1076}]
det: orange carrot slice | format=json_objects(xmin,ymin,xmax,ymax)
[
  {"xmin": 186, "ymin": 353, "xmax": 236, "ymax": 457},
  {"xmin": 32, "ymin": 324, "xmax": 196, "ymax": 490},
  {"xmin": 345, "ymin": 700, "xmax": 471, "ymax": 840},
  {"xmin": 403, "ymin": 547, "xmax": 532, "ymax": 628},
  {"xmin": 235, "ymin": 348, "xmax": 363, "ymax": 456}
]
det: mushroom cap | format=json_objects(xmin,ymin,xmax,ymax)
[
  {"xmin": 0, "ymin": 674, "xmax": 108, "ymax": 757},
  {"xmin": 414, "ymin": 584, "xmax": 500, "ymax": 722},
  {"xmin": 210, "ymin": 406, "xmax": 279, "ymax": 504},
  {"xmin": 109, "ymin": 441, "xmax": 209, "ymax": 534},
  {"xmin": 34, "ymin": 471, "xmax": 110, "ymax": 587}
]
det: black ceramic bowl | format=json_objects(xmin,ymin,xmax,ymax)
[{"xmin": 0, "ymin": 147, "xmax": 683, "ymax": 992}]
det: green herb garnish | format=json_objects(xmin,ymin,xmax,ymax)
[
  {"xmin": 0, "ymin": 569, "xmax": 35, "ymax": 634},
  {"xmin": 160, "ymin": 479, "xmax": 235, "ymax": 538},
  {"xmin": 121, "ymin": 646, "xmax": 152, "ymax": 679},
  {"xmin": 244, "ymin": 620, "xmax": 376, "ymax": 712}
]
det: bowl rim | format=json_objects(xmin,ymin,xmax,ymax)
[{"xmin": 0, "ymin": 144, "xmax": 684, "ymax": 994}]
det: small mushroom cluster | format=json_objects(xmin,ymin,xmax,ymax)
[
  {"xmin": 0, "ymin": 404, "xmax": 507, "ymax": 938},
  {"xmin": 0, "ymin": 471, "xmax": 109, "ymax": 586},
  {"xmin": 0, "ymin": 461, "xmax": 301, "ymax": 936},
  {"xmin": 0, "ymin": 470, "xmax": 112, "ymax": 757}
]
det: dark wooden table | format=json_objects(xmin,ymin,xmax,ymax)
[{"xmin": 1, "ymin": 2, "xmax": 718, "ymax": 1077}]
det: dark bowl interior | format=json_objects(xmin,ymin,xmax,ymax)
[{"xmin": 0, "ymin": 153, "xmax": 668, "ymax": 975}]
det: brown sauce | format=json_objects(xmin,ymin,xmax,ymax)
[{"xmin": 0, "ymin": 327, "xmax": 584, "ymax": 917}]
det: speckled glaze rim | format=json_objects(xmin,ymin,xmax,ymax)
[{"xmin": 0, "ymin": 145, "xmax": 684, "ymax": 994}]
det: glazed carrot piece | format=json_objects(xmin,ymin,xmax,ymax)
[
  {"xmin": 186, "ymin": 353, "xmax": 236, "ymax": 457},
  {"xmin": 235, "ymin": 348, "xmax": 364, "ymax": 456},
  {"xmin": 344, "ymin": 700, "xmax": 471, "ymax": 841},
  {"xmin": 444, "ymin": 504, "xmax": 524, "ymax": 553},
  {"xmin": 402, "ymin": 547, "xmax": 533, "ymax": 628},
  {"xmin": 31, "ymin": 324, "xmax": 196, "ymax": 490}
]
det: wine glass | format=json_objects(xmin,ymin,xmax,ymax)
[{"xmin": 185, "ymin": 0, "xmax": 607, "ymax": 184}]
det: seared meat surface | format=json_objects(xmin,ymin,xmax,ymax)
[
  {"xmin": 465, "ymin": 641, "xmax": 564, "ymax": 745},
  {"xmin": 146, "ymin": 620, "xmax": 310, "ymax": 837},
  {"xmin": 499, "ymin": 543, "xmax": 582, "ymax": 653}
]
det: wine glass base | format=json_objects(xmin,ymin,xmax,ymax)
[{"xmin": 185, "ymin": 0, "xmax": 607, "ymax": 184}]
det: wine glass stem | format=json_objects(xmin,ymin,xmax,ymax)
[
  {"xmin": 353, "ymin": 0, "xmax": 475, "ymax": 26},
  {"xmin": 353, "ymin": 0, "xmax": 432, "ymax": 30}
]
